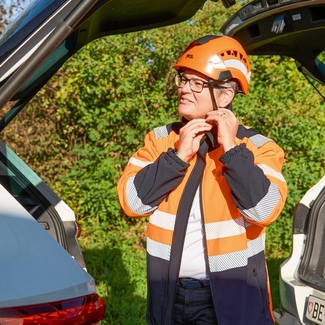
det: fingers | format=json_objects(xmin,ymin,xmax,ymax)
[
  {"xmin": 178, "ymin": 119, "xmax": 212, "ymax": 161},
  {"xmin": 205, "ymin": 109, "xmax": 239, "ymax": 152},
  {"xmin": 205, "ymin": 109, "xmax": 232, "ymax": 123},
  {"xmin": 185, "ymin": 119, "xmax": 212, "ymax": 137},
  {"xmin": 177, "ymin": 111, "xmax": 238, "ymax": 160}
]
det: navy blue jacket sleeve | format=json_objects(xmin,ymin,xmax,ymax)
[
  {"xmin": 134, "ymin": 148, "xmax": 190, "ymax": 207},
  {"xmin": 220, "ymin": 143, "xmax": 270, "ymax": 210}
]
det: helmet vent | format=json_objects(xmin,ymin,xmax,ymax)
[
  {"xmin": 218, "ymin": 70, "xmax": 233, "ymax": 81},
  {"xmin": 221, "ymin": 50, "xmax": 248, "ymax": 66}
]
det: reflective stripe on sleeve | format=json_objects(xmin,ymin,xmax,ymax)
[
  {"xmin": 258, "ymin": 163, "xmax": 286, "ymax": 183},
  {"xmin": 128, "ymin": 157, "xmax": 153, "ymax": 168},
  {"xmin": 126, "ymin": 176, "xmax": 157, "ymax": 214},
  {"xmin": 241, "ymin": 183, "xmax": 281, "ymax": 222}
]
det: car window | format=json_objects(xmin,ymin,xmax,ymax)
[
  {"xmin": 0, "ymin": 0, "xmax": 65, "ymax": 60},
  {"xmin": 1, "ymin": 0, "xmax": 60, "ymax": 43}
]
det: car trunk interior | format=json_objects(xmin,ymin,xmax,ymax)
[{"xmin": 297, "ymin": 187, "xmax": 325, "ymax": 290}]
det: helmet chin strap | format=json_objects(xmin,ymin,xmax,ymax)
[
  {"xmin": 207, "ymin": 79, "xmax": 233, "ymax": 111},
  {"xmin": 208, "ymin": 79, "xmax": 219, "ymax": 111}
]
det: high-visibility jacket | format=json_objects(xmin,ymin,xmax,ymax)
[{"xmin": 117, "ymin": 120, "xmax": 287, "ymax": 325}]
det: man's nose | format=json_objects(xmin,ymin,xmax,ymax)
[{"xmin": 181, "ymin": 80, "xmax": 192, "ymax": 92}]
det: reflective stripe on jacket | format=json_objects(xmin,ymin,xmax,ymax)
[{"xmin": 117, "ymin": 121, "xmax": 287, "ymax": 325}]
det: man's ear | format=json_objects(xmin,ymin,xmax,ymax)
[{"xmin": 220, "ymin": 88, "xmax": 235, "ymax": 108}]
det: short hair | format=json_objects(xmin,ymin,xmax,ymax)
[{"xmin": 215, "ymin": 79, "xmax": 240, "ymax": 96}]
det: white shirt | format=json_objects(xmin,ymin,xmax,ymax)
[{"xmin": 179, "ymin": 187, "xmax": 208, "ymax": 280}]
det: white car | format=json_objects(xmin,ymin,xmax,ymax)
[{"xmin": 275, "ymin": 176, "xmax": 325, "ymax": 325}]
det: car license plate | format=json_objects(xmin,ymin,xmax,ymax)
[{"xmin": 306, "ymin": 295, "xmax": 325, "ymax": 324}]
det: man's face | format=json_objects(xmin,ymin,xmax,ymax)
[{"xmin": 177, "ymin": 69, "xmax": 215, "ymax": 120}]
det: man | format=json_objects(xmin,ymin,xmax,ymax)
[{"xmin": 117, "ymin": 35, "xmax": 287, "ymax": 325}]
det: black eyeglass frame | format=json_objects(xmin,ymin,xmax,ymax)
[{"xmin": 174, "ymin": 74, "xmax": 210, "ymax": 93}]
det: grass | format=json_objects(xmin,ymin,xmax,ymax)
[
  {"xmin": 79, "ymin": 222, "xmax": 289, "ymax": 324},
  {"xmin": 267, "ymin": 256, "xmax": 288, "ymax": 311},
  {"xmin": 80, "ymin": 222, "xmax": 148, "ymax": 325}
]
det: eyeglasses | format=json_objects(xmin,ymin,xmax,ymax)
[{"xmin": 175, "ymin": 74, "xmax": 209, "ymax": 93}]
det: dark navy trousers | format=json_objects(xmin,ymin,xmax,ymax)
[{"xmin": 173, "ymin": 284, "xmax": 218, "ymax": 325}]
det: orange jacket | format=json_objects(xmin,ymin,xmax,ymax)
[{"xmin": 118, "ymin": 121, "xmax": 287, "ymax": 325}]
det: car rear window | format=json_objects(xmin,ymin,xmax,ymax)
[{"xmin": 0, "ymin": 0, "xmax": 65, "ymax": 60}]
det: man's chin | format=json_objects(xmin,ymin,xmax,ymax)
[
  {"xmin": 178, "ymin": 112, "xmax": 191, "ymax": 121},
  {"xmin": 178, "ymin": 107, "xmax": 193, "ymax": 119}
]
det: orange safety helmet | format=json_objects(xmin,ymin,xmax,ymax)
[{"xmin": 174, "ymin": 35, "xmax": 251, "ymax": 95}]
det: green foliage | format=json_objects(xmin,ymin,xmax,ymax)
[{"xmin": 267, "ymin": 257, "xmax": 287, "ymax": 309}]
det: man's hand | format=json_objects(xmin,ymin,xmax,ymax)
[
  {"xmin": 177, "ymin": 119, "xmax": 212, "ymax": 162},
  {"xmin": 205, "ymin": 109, "xmax": 239, "ymax": 152}
]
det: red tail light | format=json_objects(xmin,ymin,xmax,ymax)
[{"xmin": 0, "ymin": 293, "xmax": 106, "ymax": 325}]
